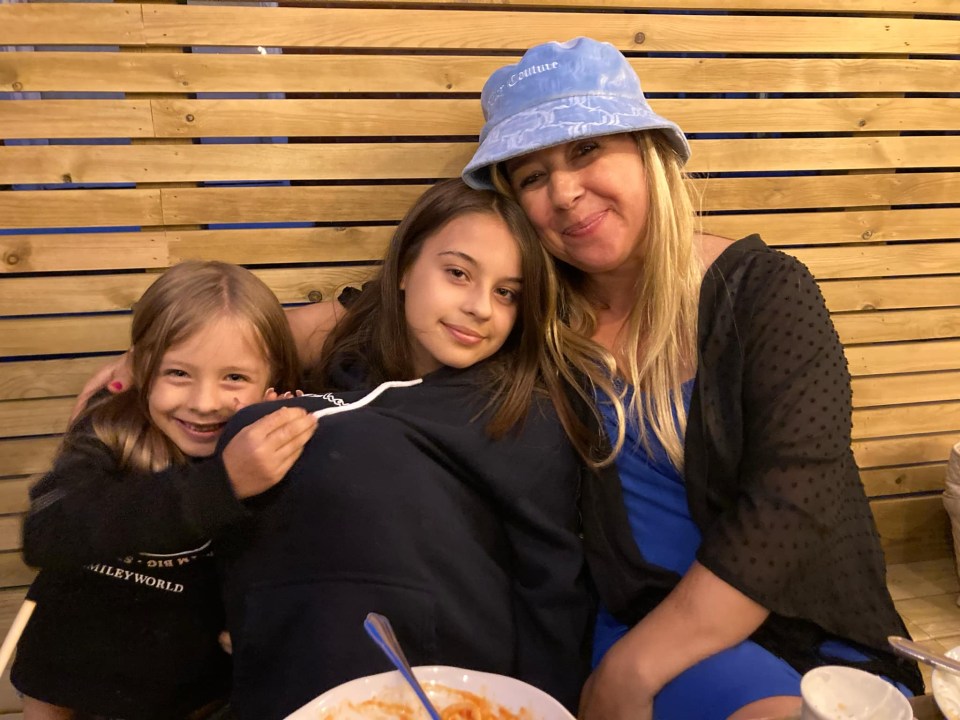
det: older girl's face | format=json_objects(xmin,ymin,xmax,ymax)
[
  {"xmin": 400, "ymin": 212, "xmax": 522, "ymax": 377},
  {"xmin": 505, "ymin": 134, "xmax": 649, "ymax": 277}
]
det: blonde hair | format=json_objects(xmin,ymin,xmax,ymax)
[
  {"xmin": 494, "ymin": 131, "xmax": 699, "ymax": 469},
  {"xmin": 72, "ymin": 261, "xmax": 300, "ymax": 473}
]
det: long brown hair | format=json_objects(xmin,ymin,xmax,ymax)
[
  {"xmin": 308, "ymin": 178, "xmax": 618, "ymax": 464},
  {"xmin": 73, "ymin": 261, "xmax": 300, "ymax": 473}
]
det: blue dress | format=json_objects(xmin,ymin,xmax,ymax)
[{"xmin": 592, "ymin": 383, "xmax": 900, "ymax": 720}]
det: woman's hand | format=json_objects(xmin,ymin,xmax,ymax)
[
  {"xmin": 70, "ymin": 351, "xmax": 133, "ymax": 420},
  {"xmin": 579, "ymin": 562, "xmax": 772, "ymax": 720},
  {"xmin": 579, "ymin": 631, "xmax": 655, "ymax": 720},
  {"xmin": 222, "ymin": 406, "xmax": 318, "ymax": 499}
]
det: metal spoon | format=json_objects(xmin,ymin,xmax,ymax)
[
  {"xmin": 889, "ymin": 635, "xmax": 960, "ymax": 677},
  {"xmin": 364, "ymin": 612, "xmax": 443, "ymax": 720}
]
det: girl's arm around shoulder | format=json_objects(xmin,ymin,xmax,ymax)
[
  {"xmin": 285, "ymin": 299, "xmax": 345, "ymax": 367},
  {"xmin": 22, "ymin": 428, "xmax": 247, "ymax": 570}
]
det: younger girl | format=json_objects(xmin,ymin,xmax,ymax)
[
  {"xmin": 13, "ymin": 261, "xmax": 315, "ymax": 719},
  {"xmin": 215, "ymin": 179, "xmax": 621, "ymax": 720}
]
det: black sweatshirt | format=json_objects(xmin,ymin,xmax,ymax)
[
  {"xmin": 216, "ymin": 364, "xmax": 593, "ymax": 720},
  {"xmin": 14, "ymin": 418, "xmax": 235, "ymax": 719}
]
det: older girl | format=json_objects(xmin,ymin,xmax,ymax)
[{"xmin": 216, "ymin": 179, "xmax": 619, "ymax": 720}]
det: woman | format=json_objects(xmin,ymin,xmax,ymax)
[{"xmin": 462, "ymin": 36, "xmax": 923, "ymax": 720}]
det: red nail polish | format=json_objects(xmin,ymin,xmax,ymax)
[{"xmin": 109, "ymin": 381, "xmax": 124, "ymax": 391}]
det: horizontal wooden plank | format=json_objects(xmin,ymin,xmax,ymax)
[
  {"xmin": 4, "ymin": 137, "xmax": 959, "ymax": 185},
  {"xmin": 7, "ymin": 390, "xmax": 960, "ymax": 452},
  {"xmin": 0, "ymin": 438, "xmax": 58, "ymax": 478},
  {"xmin": 834, "ymin": 307, "xmax": 960, "ymax": 344},
  {"xmin": 160, "ymin": 173, "xmax": 960, "ymax": 227},
  {"xmin": 0, "ymin": 3, "xmax": 143, "ymax": 46},
  {"xmin": 0, "ymin": 551, "xmax": 35, "ymax": 589},
  {"xmin": 4, "ymin": 172, "xmax": 960, "ymax": 233},
  {"xmin": 4, "ymin": 54, "xmax": 958, "ymax": 94},
  {"xmin": 0, "ymin": 100, "xmax": 154, "ymax": 141},
  {"xmin": 0, "ymin": 189, "xmax": 162, "ymax": 232},
  {"xmin": 861, "ymin": 464, "xmax": 947, "ymax": 498},
  {"xmin": 820, "ymin": 277, "xmax": 960, "ymax": 313},
  {"xmin": 3, "ymin": 255, "xmax": 956, "ymax": 319},
  {"xmin": 854, "ymin": 429, "xmax": 955, "ymax": 471},
  {"xmin": 852, "ymin": 402, "xmax": 960, "ymax": 441},
  {"xmin": 872, "ymin": 494, "xmax": 952, "ymax": 564},
  {"xmin": 0, "ymin": 517, "xmax": 22, "ymax": 554},
  {"xmin": 0, "ymin": 358, "xmax": 120, "ymax": 403},
  {"xmin": 1, "ymin": 340, "xmax": 955, "ymax": 409},
  {"xmin": 694, "ymin": 172, "xmax": 960, "ymax": 213},
  {"xmin": 0, "ymin": 267, "xmax": 375, "ymax": 317},
  {"xmin": 262, "ymin": 0, "xmax": 960, "ymax": 12},
  {"xmin": 0, "ymin": 479, "xmax": 33, "ymax": 516},
  {"xmin": 140, "ymin": 6, "xmax": 960, "ymax": 55},
  {"xmin": 2, "ymin": 316, "xmax": 130, "ymax": 357},
  {"xmin": 0, "ymin": 398, "xmax": 73, "ymax": 439},
  {"xmin": 852, "ymin": 371, "xmax": 960, "ymax": 408},
  {"xmin": 0, "ymin": 232, "xmax": 166, "ymax": 274},
  {"xmin": 706, "ymin": 208, "xmax": 960, "ymax": 249},
  {"xmin": 696, "ymin": 137, "xmax": 960, "ymax": 174},
  {"xmin": 0, "ymin": 227, "xmax": 392, "ymax": 274},
  {"xmin": 0, "ymin": 437, "xmax": 949, "ymax": 510},
  {"xmin": 10, "ymin": 382, "xmax": 960, "ymax": 445},
  {"xmin": 3, "ymin": 209, "xmax": 957, "ymax": 275},
  {"xmin": 793, "ymin": 243, "xmax": 960, "ymax": 280},
  {"xmin": 846, "ymin": 340, "xmax": 960, "ymax": 377},
  {"xmin": 161, "ymin": 185, "xmax": 430, "ymax": 226},
  {"xmin": 0, "ymin": 587, "xmax": 27, "ymax": 629},
  {"xmin": 169, "ymin": 227, "xmax": 391, "ymax": 267},
  {"xmin": 141, "ymin": 97, "xmax": 960, "ymax": 139},
  {"xmin": 0, "ymin": 498, "xmax": 951, "ymax": 567}
]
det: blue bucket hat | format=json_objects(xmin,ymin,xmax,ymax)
[{"xmin": 462, "ymin": 37, "xmax": 691, "ymax": 190}]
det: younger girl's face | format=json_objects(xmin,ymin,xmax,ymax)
[
  {"xmin": 148, "ymin": 316, "xmax": 272, "ymax": 458},
  {"xmin": 400, "ymin": 211, "xmax": 523, "ymax": 377}
]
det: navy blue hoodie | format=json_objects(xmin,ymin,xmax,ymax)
[{"xmin": 216, "ymin": 364, "xmax": 593, "ymax": 720}]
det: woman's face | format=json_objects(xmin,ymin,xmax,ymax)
[
  {"xmin": 400, "ymin": 212, "xmax": 522, "ymax": 377},
  {"xmin": 505, "ymin": 133, "xmax": 650, "ymax": 277}
]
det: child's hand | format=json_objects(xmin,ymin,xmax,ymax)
[
  {"xmin": 218, "ymin": 631, "xmax": 233, "ymax": 655},
  {"xmin": 263, "ymin": 388, "xmax": 305, "ymax": 402},
  {"xmin": 70, "ymin": 351, "xmax": 134, "ymax": 421},
  {"xmin": 222, "ymin": 407, "xmax": 318, "ymax": 499}
]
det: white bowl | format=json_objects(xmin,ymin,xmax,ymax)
[
  {"xmin": 799, "ymin": 665, "xmax": 912, "ymax": 720},
  {"xmin": 932, "ymin": 645, "xmax": 960, "ymax": 720},
  {"xmin": 283, "ymin": 665, "xmax": 576, "ymax": 720}
]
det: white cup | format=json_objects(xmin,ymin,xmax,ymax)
[{"xmin": 799, "ymin": 665, "xmax": 913, "ymax": 720}]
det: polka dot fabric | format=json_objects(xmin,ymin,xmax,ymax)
[{"xmin": 580, "ymin": 235, "xmax": 923, "ymax": 695}]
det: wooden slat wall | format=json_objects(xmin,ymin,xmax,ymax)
[{"xmin": 0, "ymin": 1, "xmax": 959, "ymax": 709}]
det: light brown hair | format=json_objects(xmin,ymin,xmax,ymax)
[{"xmin": 74, "ymin": 261, "xmax": 300, "ymax": 473}]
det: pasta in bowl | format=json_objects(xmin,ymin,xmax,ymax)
[{"xmin": 283, "ymin": 666, "xmax": 576, "ymax": 720}]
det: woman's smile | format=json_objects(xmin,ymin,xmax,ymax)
[{"xmin": 561, "ymin": 209, "xmax": 608, "ymax": 238}]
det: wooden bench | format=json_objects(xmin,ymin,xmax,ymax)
[{"xmin": 1, "ymin": 0, "xmax": 959, "ymax": 711}]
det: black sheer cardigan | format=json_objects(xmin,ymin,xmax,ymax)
[{"xmin": 579, "ymin": 235, "xmax": 923, "ymax": 693}]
